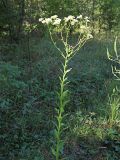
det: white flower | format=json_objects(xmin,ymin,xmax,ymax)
[
  {"xmin": 84, "ymin": 16, "xmax": 89, "ymax": 20},
  {"xmin": 64, "ymin": 15, "xmax": 75, "ymax": 22},
  {"xmin": 45, "ymin": 18, "xmax": 52, "ymax": 24},
  {"xmin": 84, "ymin": 16, "xmax": 90, "ymax": 22},
  {"xmin": 42, "ymin": 20, "xmax": 46, "ymax": 24},
  {"xmin": 87, "ymin": 34, "xmax": 93, "ymax": 39},
  {"xmin": 80, "ymin": 25, "xmax": 87, "ymax": 33},
  {"xmin": 64, "ymin": 17, "xmax": 69, "ymax": 22},
  {"xmin": 23, "ymin": 21, "xmax": 30, "ymax": 27},
  {"xmin": 53, "ymin": 18, "xmax": 61, "ymax": 25},
  {"xmin": 71, "ymin": 19, "xmax": 78, "ymax": 25},
  {"xmin": 86, "ymin": 19, "xmax": 90, "ymax": 22},
  {"xmin": 39, "ymin": 18, "xmax": 43, "ymax": 22},
  {"xmin": 77, "ymin": 15, "xmax": 82, "ymax": 19},
  {"xmin": 71, "ymin": 21, "xmax": 75, "ymax": 26},
  {"xmin": 51, "ymin": 15, "xmax": 58, "ymax": 19},
  {"xmin": 80, "ymin": 25, "xmax": 86, "ymax": 29},
  {"xmin": 68, "ymin": 15, "xmax": 75, "ymax": 20}
]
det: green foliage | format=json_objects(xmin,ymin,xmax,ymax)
[
  {"xmin": 1, "ymin": 24, "xmax": 120, "ymax": 160},
  {"xmin": 0, "ymin": 0, "xmax": 18, "ymax": 36},
  {"xmin": 108, "ymin": 88, "xmax": 120, "ymax": 127},
  {"xmin": 0, "ymin": 62, "xmax": 27, "ymax": 109},
  {"xmin": 107, "ymin": 37, "xmax": 120, "ymax": 80},
  {"xmin": 100, "ymin": 0, "xmax": 120, "ymax": 31},
  {"xmin": 107, "ymin": 38, "xmax": 120, "ymax": 128},
  {"xmin": 0, "ymin": 0, "xmax": 120, "ymax": 41}
]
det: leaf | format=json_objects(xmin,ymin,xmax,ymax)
[
  {"xmin": 60, "ymin": 107, "xmax": 64, "ymax": 113},
  {"xmin": 114, "ymin": 37, "xmax": 118, "ymax": 58},
  {"xmin": 107, "ymin": 48, "xmax": 111, "ymax": 60},
  {"xmin": 59, "ymin": 140, "xmax": 64, "ymax": 153},
  {"xmin": 57, "ymin": 91, "xmax": 60, "ymax": 98},
  {"xmin": 64, "ymin": 81, "xmax": 70, "ymax": 86},
  {"xmin": 51, "ymin": 148, "xmax": 56, "ymax": 156},
  {"xmin": 62, "ymin": 90, "xmax": 68, "ymax": 99},
  {"xmin": 61, "ymin": 53, "xmax": 65, "ymax": 58},
  {"xmin": 54, "ymin": 129, "xmax": 59, "ymax": 139},
  {"xmin": 60, "ymin": 69, "xmax": 63, "ymax": 74},
  {"xmin": 62, "ymin": 100, "xmax": 69, "ymax": 108},
  {"xmin": 55, "ymin": 108, "xmax": 59, "ymax": 114},
  {"xmin": 114, "ymin": 146, "xmax": 120, "ymax": 152},
  {"xmin": 66, "ymin": 68, "xmax": 72, "ymax": 74},
  {"xmin": 63, "ymin": 77, "xmax": 68, "ymax": 82},
  {"xmin": 59, "ymin": 76, "xmax": 62, "ymax": 82},
  {"xmin": 56, "ymin": 114, "xmax": 62, "ymax": 122}
]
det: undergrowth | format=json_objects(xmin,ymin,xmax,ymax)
[{"xmin": 0, "ymin": 37, "xmax": 120, "ymax": 160}]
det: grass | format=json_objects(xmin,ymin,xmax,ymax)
[
  {"xmin": 108, "ymin": 89, "xmax": 120, "ymax": 128},
  {"xmin": 0, "ymin": 36, "xmax": 120, "ymax": 160}
]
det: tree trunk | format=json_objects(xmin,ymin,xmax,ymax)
[
  {"xmin": 92, "ymin": 0, "xmax": 95, "ymax": 36},
  {"xmin": 17, "ymin": 0, "xmax": 25, "ymax": 42}
]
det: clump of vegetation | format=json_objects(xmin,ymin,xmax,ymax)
[
  {"xmin": 108, "ymin": 88, "xmax": 120, "ymax": 128},
  {"xmin": 107, "ymin": 38, "xmax": 120, "ymax": 127}
]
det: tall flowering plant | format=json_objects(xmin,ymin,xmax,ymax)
[{"xmin": 39, "ymin": 15, "xmax": 93, "ymax": 160}]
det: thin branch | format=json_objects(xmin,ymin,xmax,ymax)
[{"xmin": 49, "ymin": 28, "xmax": 64, "ymax": 55}]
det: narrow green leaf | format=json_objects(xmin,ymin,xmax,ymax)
[
  {"xmin": 114, "ymin": 37, "xmax": 118, "ymax": 58},
  {"xmin": 66, "ymin": 68, "xmax": 72, "ymax": 73},
  {"xmin": 59, "ymin": 140, "xmax": 64, "ymax": 153},
  {"xmin": 107, "ymin": 48, "xmax": 110, "ymax": 59},
  {"xmin": 54, "ymin": 129, "xmax": 59, "ymax": 139},
  {"xmin": 59, "ymin": 76, "xmax": 62, "ymax": 82},
  {"xmin": 62, "ymin": 90, "xmax": 69, "ymax": 98},
  {"xmin": 63, "ymin": 100, "xmax": 69, "ymax": 107},
  {"xmin": 51, "ymin": 148, "xmax": 56, "ymax": 156},
  {"xmin": 60, "ymin": 107, "xmax": 64, "ymax": 113}
]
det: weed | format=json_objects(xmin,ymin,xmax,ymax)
[
  {"xmin": 39, "ymin": 15, "xmax": 93, "ymax": 159},
  {"xmin": 108, "ymin": 88, "xmax": 120, "ymax": 127}
]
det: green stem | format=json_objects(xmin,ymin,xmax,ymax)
[{"xmin": 55, "ymin": 49, "xmax": 69, "ymax": 160}]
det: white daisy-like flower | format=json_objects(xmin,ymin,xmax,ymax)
[
  {"xmin": 42, "ymin": 20, "xmax": 46, "ymax": 24},
  {"xmin": 68, "ymin": 15, "xmax": 75, "ymax": 19},
  {"xmin": 84, "ymin": 16, "xmax": 89, "ymax": 20},
  {"xmin": 39, "ymin": 18, "xmax": 43, "ymax": 22},
  {"xmin": 71, "ymin": 19, "xmax": 78, "ymax": 25},
  {"xmin": 64, "ymin": 15, "xmax": 75, "ymax": 22},
  {"xmin": 77, "ymin": 15, "xmax": 82, "ymax": 19},
  {"xmin": 64, "ymin": 17, "xmax": 69, "ymax": 22},
  {"xmin": 80, "ymin": 25, "xmax": 87, "ymax": 33},
  {"xmin": 51, "ymin": 15, "xmax": 58, "ymax": 19},
  {"xmin": 84, "ymin": 16, "xmax": 90, "ymax": 22},
  {"xmin": 71, "ymin": 21, "xmax": 75, "ymax": 26},
  {"xmin": 53, "ymin": 18, "xmax": 61, "ymax": 25},
  {"xmin": 80, "ymin": 25, "xmax": 86, "ymax": 29},
  {"xmin": 45, "ymin": 18, "xmax": 52, "ymax": 24},
  {"xmin": 86, "ymin": 19, "xmax": 90, "ymax": 22},
  {"xmin": 67, "ymin": 15, "xmax": 75, "ymax": 20}
]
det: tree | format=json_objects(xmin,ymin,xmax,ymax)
[{"xmin": 101, "ymin": 0, "xmax": 120, "ymax": 31}]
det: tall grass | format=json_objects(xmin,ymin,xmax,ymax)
[
  {"xmin": 108, "ymin": 89, "xmax": 119, "ymax": 127},
  {"xmin": 107, "ymin": 38, "xmax": 120, "ymax": 127}
]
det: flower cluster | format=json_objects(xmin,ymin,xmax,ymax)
[
  {"xmin": 39, "ymin": 15, "xmax": 89, "ymax": 26},
  {"xmin": 39, "ymin": 15, "xmax": 93, "ymax": 39},
  {"xmin": 39, "ymin": 15, "xmax": 93, "ymax": 42},
  {"xmin": 39, "ymin": 15, "xmax": 61, "ymax": 26}
]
